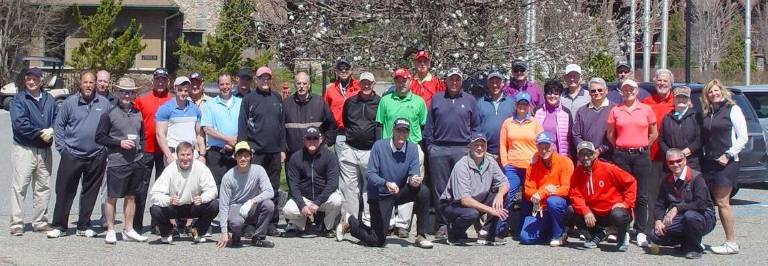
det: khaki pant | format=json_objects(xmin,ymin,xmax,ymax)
[
  {"xmin": 337, "ymin": 141, "xmax": 372, "ymax": 226},
  {"xmin": 282, "ymin": 191, "xmax": 343, "ymax": 231},
  {"xmin": 10, "ymin": 142, "xmax": 52, "ymax": 230}
]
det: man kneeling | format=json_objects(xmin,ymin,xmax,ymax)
[
  {"xmin": 149, "ymin": 142, "xmax": 218, "ymax": 243},
  {"xmin": 216, "ymin": 141, "xmax": 276, "ymax": 248},
  {"xmin": 440, "ymin": 133, "xmax": 509, "ymax": 246},
  {"xmin": 650, "ymin": 149, "xmax": 716, "ymax": 259}
]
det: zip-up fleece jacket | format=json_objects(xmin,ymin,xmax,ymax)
[
  {"xmin": 343, "ymin": 92, "xmax": 381, "ymax": 150},
  {"xmin": 284, "ymin": 92, "xmax": 337, "ymax": 155},
  {"xmin": 570, "ymin": 159, "xmax": 637, "ymax": 216},
  {"xmin": 286, "ymin": 147, "xmax": 340, "ymax": 210}
]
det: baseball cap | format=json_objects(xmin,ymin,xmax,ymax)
[
  {"xmin": 393, "ymin": 118, "xmax": 411, "ymax": 130},
  {"xmin": 616, "ymin": 61, "xmax": 630, "ymax": 69},
  {"xmin": 393, "ymin": 68, "xmax": 412, "ymax": 79},
  {"xmin": 153, "ymin": 68, "xmax": 169, "ymax": 78},
  {"xmin": 25, "ymin": 68, "xmax": 43, "ymax": 78},
  {"xmin": 487, "ymin": 70, "xmax": 505, "ymax": 80},
  {"xmin": 359, "ymin": 72, "xmax": 376, "ymax": 83},
  {"xmin": 515, "ymin": 91, "xmax": 532, "ymax": 104},
  {"xmin": 335, "ymin": 58, "xmax": 351, "ymax": 69},
  {"xmin": 237, "ymin": 68, "xmax": 253, "ymax": 79},
  {"xmin": 674, "ymin": 86, "xmax": 691, "ymax": 98},
  {"xmin": 190, "ymin": 72, "xmax": 203, "ymax": 81},
  {"xmin": 536, "ymin": 132, "xmax": 555, "ymax": 145},
  {"xmin": 512, "ymin": 60, "xmax": 527, "ymax": 71},
  {"xmin": 234, "ymin": 141, "xmax": 252, "ymax": 154},
  {"xmin": 469, "ymin": 132, "xmax": 487, "ymax": 143},
  {"xmin": 256, "ymin": 66, "xmax": 272, "ymax": 77},
  {"xmin": 621, "ymin": 79, "xmax": 639, "ymax": 90},
  {"xmin": 415, "ymin": 50, "xmax": 430, "ymax": 60},
  {"xmin": 565, "ymin": 64, "xmax": 582, "ymax": 75},
  {"xmin": 304, "ymin": 126, "xmax": 321, "ymax": 138},
  {"xmin": 577, "ymin": 141, "xmax": 596, "ymax": 153},
  {"xmin": 446, "ymin": 68, "xmax": 463, "ymax": 79},
  {"xmin": 174, "ymin": 76, "xmax": 191, "ymax": 86}
]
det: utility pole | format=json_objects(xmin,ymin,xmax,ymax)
[
  {"xmin": 643, "ymin": 0, "xmax": 651, "ymax": 82},
  {"xmin": 660, "ymin": 0, "xmax": 669, "ymax": 69},
  {"xmin": 630, "ymin": 0, "xmax": 637, "ymax": 75},
  {"xmin": 746, "ymin": 0, "xmax": 752, "ymax": 86},
  {"xmin": 685, "ymin": 0, "xmax": 692, "ymax": 83}
]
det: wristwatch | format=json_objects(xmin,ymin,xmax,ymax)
[{"xmin": 725, "ymin": 152, "xmax": 734, "ymax": 160}]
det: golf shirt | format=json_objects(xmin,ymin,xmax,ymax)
[
  {"xmin": 642, "ymin": 92, "xmax": 675, "ymax": 161},
  {"xmin": 607, "ymin": 102, "xmax": 656, "ymax": 148},
  {"xmin": 135, "ymin": 90, "xmax": 172, "ymax": 153},
  {"xmin": 200, "ymin": 96, "xmax": 241, "ymax": 148},
  {"xmin": 156, "ymin": 99, "xmax": 202, "ymax": 148},
  {"xmin": 423, "ymin": 91, "xmax": 480, "ymax": 147},
  {"xmin": 476, "ymin": 95, "xmax": 516, "ymax": 155},
  {"xmin": 410, "ymin": 73, "xmax": 446, "ymax": 108},
  {"xmin": 54, "ymin": 94, "xmax": 111, "ymax": 159},
  {"xmin": 560, "ymin": 88, "xmax": 591, "ymax": 116},
  {"xmin": 441, "ymin": 155, "xmax": 507, "ymax": 202},
  {"xmin": 376, "ymin": 91, "xmax": 428, "ymax": 143}
]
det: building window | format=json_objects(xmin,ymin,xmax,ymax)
[{"xmin": 183, "ymin": 31, "xmax": 203, "ymax": 45}]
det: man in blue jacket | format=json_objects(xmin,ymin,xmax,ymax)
[
  {"xmin": 477, "ymin": 70, "xmax": 515, "ymax": 159},
  {"xmin": 9, "ymin": 68, "xmax": 57, "ymax": 236},
  {"xmin": 337, "ymin": 118, "xmax": 433, "ymax": 248}
]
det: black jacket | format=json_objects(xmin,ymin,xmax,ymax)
[
  {"xmin": 660, "ymin": 108, "xmax": 702, "ymax": 169},
  {"xmin": 238, "ymin": 88, "xmax": 286, "ymax": 153},
  {"xmin": 283, "ymin": 93, "xmax": 337, "ymax": 155},
  {"xmin": 287, "ymin": 147, "xmax": 340, "ymax": 210},
  {"xmin": 342, "ymin": 92, "xmax": 382, "ymax": 150},
  {"xmin": 654, "ymin": 168, "xmax": 715, "ymax": 220}
]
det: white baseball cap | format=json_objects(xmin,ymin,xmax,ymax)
[
  {"xmin": 564, "ymin": 64, "xmax": 582, "ymax": 75},
  {"xmin": 174, "ymin": 76, "xmax": 191, "ymax": 86},
  {"xmin": 359, "ymin": 72, "xmax": 375, "ymax": 82}
]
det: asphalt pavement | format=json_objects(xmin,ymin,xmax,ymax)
[{"xmin": 1, "ymin": 105, "xmax": 767, "ymax": 265}]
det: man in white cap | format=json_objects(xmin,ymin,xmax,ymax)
[
  {"xmin": 560, "ymin": 64, "xmax": 590, "ymax": 116},
  {"xmin": 156, "ymin": 76, "xmax": 206, "ymax": 166},
  {"xmin": 95, "ymin": 77, "xmax": 149, "ymax": 244}
]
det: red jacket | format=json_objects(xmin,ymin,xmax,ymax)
[
  {"xmin": 569, "ymin": 159, "xmax": 637, "ymax": 217},
  {"xmin": 410, "ymin": 73, "xmax": 445, "ymax": 108},
  {"xmin": 324, "ymin": 78, "xmax": 360, "ymax": 130},
  {"xmin": 642, "ymin": 92, "xmax": 675, "ymax": 161}
]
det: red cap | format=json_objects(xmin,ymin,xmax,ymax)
[
  {"xmin": 256, "ymin": 66, "xmax": 272, "ymax": 77},
  {"xmin": 414, "ymin": 50, "xmax": 430, "ymax": 60},
  {"xmin": 393, "ymin": 68, "xmax": 412, "ymax": 79}
]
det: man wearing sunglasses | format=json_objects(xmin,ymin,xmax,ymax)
[
  {"xmin": 650, "ymin": 149, "xmax": 716, "ymax": 259},
  {"xmin": 503, "ymin": 59, "xmax": 544, "ymax": 109},
  {"xmin": 607, "ymin": 62, "xmax": 649, "ymax": 104},
  {"xmin": 573, "ymin": 77, "xmax": 615, "ymax": 160},
  {"xmin": 324, "ymin": 58, "xmax": 360, "ymax": 151}
]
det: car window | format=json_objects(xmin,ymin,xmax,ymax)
[
  {"xmin": 691, "ymin": 92, "xmax": 758, "ymax": 122},
  {"xmin": 743, "ymin": 92, "xmax": 768, "ymax": 119}
]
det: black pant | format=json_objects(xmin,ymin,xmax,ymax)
[
  {"xmin": 52, "ymin": 151, "xmax": 107, "ymax": 230},
  {"xmin": 251, "ymin": 152, "xmax": 282, "ymax": 225},
  {"xmin": 349, "ymin": 184, "xmax": 431, "ymax": 247},
  {"xmin": 427, "ymin": 145, "xmax": 468, "ymax": 228},
  {"xmin": 133, "ymin": 152, "xmax": 165, "ymax": 232},
  {"xmin": 149, "ymin": 200, "xmax": 219, "ymax": 237},
  {"xmin": 612, "ymin": 149, "xmax": 652, "ymax": 233},
  {"xmin": 567, "ymin": 206, "xmax": 632, "ymax": 241},
  {"xmin": 649, "ymin": 210, "xmax": 716, "ymax": 253},
  {"xmin": 443, "ymin": 192, "xmax": 500, "ymax": 240},
  {"xmin": 206, "ymin": 147, "xmax": 237, "ymax": 188}
]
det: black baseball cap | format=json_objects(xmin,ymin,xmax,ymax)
[
  {"xmin": 393, "ymin": 118, "xmax": 411, "ymax": 130},
  {"xmin": 25, "ymin": 68, "xmax": 43, "ymax": 78},
  {"xmin": 512, "ymin": 60, "xmax": 527, "ymax": 71},
  {"xmin": 335, "ymin": 58, "xmax": 351, "ymax": 69},
  {"xmin": 304, "ymin": 126, "xmax": 321, "ymax": 138},
  {"xmin": 237, "ymin": 68, "xmax": 253, "ymax": 79},
  {"xmin": 153, "ymin": 68, "xmax": 169, "ymax": 78}
]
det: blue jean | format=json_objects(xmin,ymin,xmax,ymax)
[
  {"xmin": 496, "ymin": 166, "xmax": 525, "ymax": 235},
  {"xmin": 519, "ymin": 196, "xmax": 568, "ymax": 244}
]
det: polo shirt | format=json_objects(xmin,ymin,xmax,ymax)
[
  {"xmin": 423, "ymin": 91, "xmax": 480, "ymax": 147},
  {"xmin": 441, "ymin": 155, "xmax": 507, "ymax": 202},
  {"xmin": 54, "ymin": 94, "xmax": 111, "ymax": 159},
  {"xmin": 607, "ymin": 102, "xmax": 656, "ymax": 148},
  {"xmin": 156, "ymin": 99, "xmax": 202, "ymax": 148},
  {"xmin": 135, "ymin": 90, "xmax": 172, "ymax": 153},
  {"xmin": 560, "ymin": 88, "xmax": 591, "ymax": 117},
  {"xmin": 476, "ymin": 95, "xmax": 516, "ymax": 155},
  {"xmin": 200, "ymin": 96, "xmax": 241, "ymax": 148},
  {"xmin": 376, "ymin": 91, "xmax": 428, "ymax": 143},
  {"xmin": 499, "ymin": 117, "xmax": 543, "ymax": 168}
]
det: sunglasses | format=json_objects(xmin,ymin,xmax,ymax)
[
  {"xmin": 666, "ymin": 158, "xmax": 685, "ymax": 165},
  {"xmin": 589, "ymin": 88, "xmax": 605, "ymax": 94},
  {"xmin": 512, "ymin": 69, "xmax": 526, "ymax": 73},
  {"xmin": 305, "ymin": 136, "xmax": 320, "ymax": 141},
  {"xmin": 258, "ymin": 76, "xmax": 272, "ymax": 81},
  {"xmin": 617, "ymin": 70, "xmax": 630, "ymax": 74},
  {"xmin": 336, "ymin": 67, "xmax": 351, "ymax": 72}
]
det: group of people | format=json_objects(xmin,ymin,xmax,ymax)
[{"xmin": 9, "ymin": 51, "xmax": 744, "ymax": 259}]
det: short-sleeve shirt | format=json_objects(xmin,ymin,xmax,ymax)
[
  {"xmin": 200, "ymin": 96, "xmax": 241, "ymax": 148},
  {"xmin": 156, "ymin": 99, "xmax": 201, "ymax": 148},
  {"xmin": 441, "ymin": 155, "xmax": 507, "ymax": 202},
  {"xmin": 376, "ymin": 92, "xmax": 428, "ymax": 143},
  {"xmin": 607, "ymin": 102, "xmax": 657, "ymax": 148}
]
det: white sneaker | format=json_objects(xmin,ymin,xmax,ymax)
[
  {"xmin": 549, "ymin": 234, "xmax": 567, "ymax": 247},
  {"xmin": 161, "ymin": 235, "xmax": 173, "ymax": 244},
  {"xmin": 607, "ymin": 234, "xmax": 618, "ymax": 242},
  {"xmin": 193, "ymin": 236, "xmax": 207, "ymax": 243},
  {"xmin": 415, "ymin": 235, "xmax": 434, "ymax": 249},
  {"xmin": 105, "ymin": 230, "xmax": 117, "ymax": 244},
  {"xmin": 76, "ymin": 229, "xmax": 97, "ymax": 238},
  {"xmin": 46, "ymin": 229, "xmax": 64, "ymax": 238},
  {"xmin": 123, "ymin": 230, "xmax": 148, "ymax": 242},
  {"xmin": 335, "ymin": 213, "xmax": 350, "ymax": 242},
  {"xmin": 711, "ymin": 242, "xmax": 739, "ymax": 255},
  {"xmin": 636, "ymin": 232, "xmax": 650, "ymax": 247}
]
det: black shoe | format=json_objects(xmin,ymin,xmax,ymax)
[
  {"xmin": 266, "ymin": 225, "xmax": 281, "ymax": 237},
  {"xmin": 323, "ymin": 230, "xmax": 336, "ymax": 238},
  {"xmin": 150, "ymin": 225, "xmax": 160, "ymax": 235},
  {"xmin": 251, "ymin": 237, "xmax": 275, "ymax": 248},
  {"xmin": 434, "ymin": 225, "xmax": 447, "ymax": 239},
  {"xmin": 395, "ymin": 227, "xmax": 409, "ymax": 238},
  {"xmin": 584, "ymin": 230, "xmax": 606, "ymax": 249},
  {"xmin": 685, "ymin": 251, "xmax": 702, "ymax": 259}
]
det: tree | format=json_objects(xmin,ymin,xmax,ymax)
[
  {"xmin": 584, "ymin": 50, "xmax": 617, "ymax": 81},
  {"xmin": 719, "ymin": 15, "xmax": 756, "ymax": 81},
  {"xmin": 69, "ymin": 0, "xmax": 145, "ymax": 78},
  {"xmin": 662, "ymin": 8, "xmax": 687, "ymax": 68},
  {"xmin": 691, "ymin": 0, "xmax": 738, "ymax": 71}
]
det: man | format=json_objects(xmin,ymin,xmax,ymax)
[
  {"xmin": 410, "ymin": 50, "xmax": 446, "ymax": 108},
  {"xmin": 607, "ymin": 63, "xmax": 649, "ymax": 104},
  {"xmin": 337, "ymin": 118, "xmax": 434, "ymax": 248},
  {"xmin": 573, "ymin": 77, "xmax": 615, "ymax": 160},
  {"xmin": 568, "ymin": 141, "xmax": 636, "ymax": 252},
  {"xmin": 423, "ymin": 67, "xmax": 480, "ymax": 237},
  {"xmin": 440, "ymin": 133, "xmax": 509, "ymax": 245},
  {"xmin": 503, "ymin": 59, "xmax": 544, "ymax": 109},
  {"xmin": 238, "ymin": 66, "xmax": 286, "ymax": 235},
  {"xmin": 48, "ymin": 71, "xmax": 111, "ymax": 238},
  {"xmin": 616, "ymin": 62, "xmax": 632, "ymax": 84},
  {"xmin": 235, "ymin": 68, "xmax": 253, "ymax": 98},
  {"xmin": 284, "ymin": 71, "xmax": 336, "ymax": 160},
  {"xmin": 201, "ymin": 73, "xmax": 242, "ymax": 187},
  {"xmin": 156, "ymin": 76, "xmax": 206, "ymax": 166},
  {"xmin": 134, "ymin": 67, "xmax": 173, "ymax": 232},
  {"xmin": 338, "ymin": 72, "xmax": 381, "ymax": 226},
  {"xmin": 9, "ymin": 68, "xmax": 57, "ymax": 236},
  {"xmin": 650, "ymin": 149, "xmax": 716, "ymax": 259},
  {"xmin": 324, "ymin": 58, "xmax": 360, "ymax": 142},
  {"xmin": 189, "ymin": 72, "xmax": 211, "ymax": 107},
  {"xmin": 94, "ymin": 77, "xmax": 149, "ymax": 244},
  {"xmin": 149, "ymin": 142, "xmax": 218, "ymax": 243},
  {"xmin": 560, "ymin": 64, "xmax": 590, "ymax": 116},
  {"xmin": 282, "ymin": 127, "xmax": 343, "ymax": 238},
  {"xmin": 477, "ymin": 70, "xmax": 515, "ymax": 158},
  {"xmin": 376, "ymin": 68, "xmax": 428, "ymax": 237},
  {"xmin": 96, "ymin": 70, "xmax": 115, "ymax": 105},
  {"xmin": 519, "ymin": 132, "xmax": 574, "ymax": 246},
  {"xmin": 216, "ymin": 141, "xmax": 276, "ymax": 248}
]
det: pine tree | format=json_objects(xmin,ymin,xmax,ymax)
[
  {"xmin": 719, "ymin": 15, "xmax": 756, "ymax": 81},
  {"xmin": 664, "ymin": 9, "xmax": 686, "ymax": 68},
  {"xmin": 69, "ymin": 0, "xmax": 146, "ymax": 78},
  {"xmin": 584, "ymin": 50, "xmax": 616, "ymax": 81}
]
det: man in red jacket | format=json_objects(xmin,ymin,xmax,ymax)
[
  {"xmin": 568, "ymin": 141, "xmax": 637, "ymax": 252},
  {"xmin": 410, "ymin": 50, "xmax": 445, "ymax": 108},
  {"xmin": 324, "ymin": 58, "xmax": 360, "ymax": 133}
]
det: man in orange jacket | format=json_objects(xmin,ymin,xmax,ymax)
[
  {"xmin": 568, "ymin": 141, "xmax": 637, "ymax": 252},
  {"xmin": 519, "ymin": 132, "xmax": 574, "ymax": 246}
]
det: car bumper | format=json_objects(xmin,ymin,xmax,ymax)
[{"xmin": 738, "ymin": 165, "xmax": 768, "ymax": 184}]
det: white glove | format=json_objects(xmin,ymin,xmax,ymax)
[
  {"xmin": 40, "ymin": 128, "xmax": 54, "ymax": 142},
  {"xmin": 240, "ymin": 199, "xmax": 254, "ymax": 218}
]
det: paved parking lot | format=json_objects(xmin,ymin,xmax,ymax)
[{"xmin": 1, "ymin": 109, "xmax": 766, "ymax": 265}]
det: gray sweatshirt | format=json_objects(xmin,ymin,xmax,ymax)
[{"xmin": 218, "ymin": 164, "xmax": 274, "ymax": 233}]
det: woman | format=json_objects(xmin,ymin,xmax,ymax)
[
  {"xmin": 606, "ymin": 79, "xmax": 658, "ymax": 247},
  {"xmin": 498, "ymin": 92, "xmax": 543, "ymax": 236},
  {"xmin": 534, "ymin": 80, "xmax": 572, "ymax": 156},
  {"xmin": 701, "ymin": 79, "xmax": 747, "ymax": 255},
  {"xmin": 660, "ymin": 86, "xmax": 702, "ymax": 171}
]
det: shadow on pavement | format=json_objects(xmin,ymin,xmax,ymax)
[
  {"xmin": 741, "ymin": 182, "xmax": 768, "ymax": 190},
  {"xmin": 730, "ymin": 199, "xmax": 760, "ymax": 206}
]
